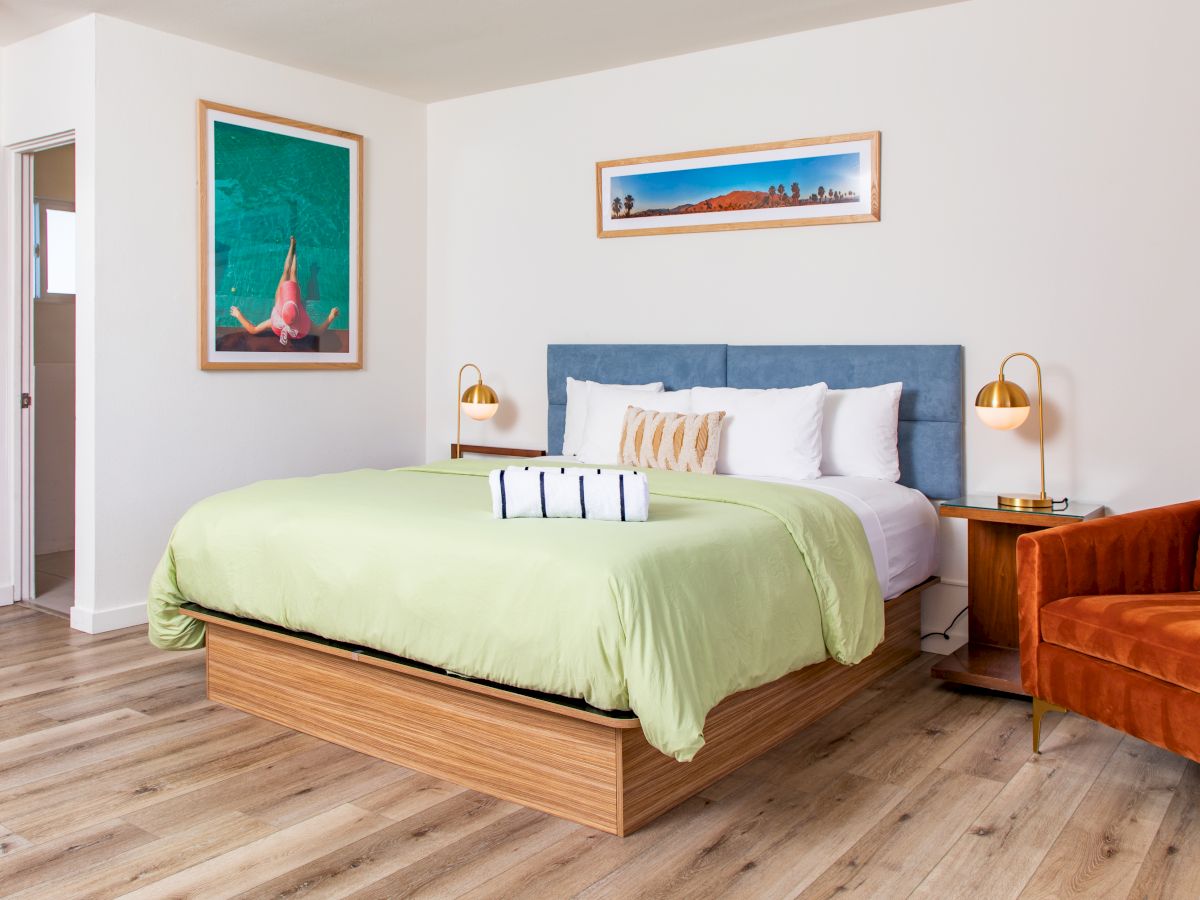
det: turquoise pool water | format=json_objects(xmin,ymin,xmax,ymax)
[{"xmin": 212, "ymin": 121, "xmax": 350, "ymax": 331}]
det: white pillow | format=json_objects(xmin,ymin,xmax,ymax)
[
  {"xmin": 692, "ymin": 384, "xmax": 827, "ymax": 481},
  {"xmin": 821, "ymin": 383, "xmax": 903, "ymax": 481},
  {"xmin": 578, "ymin": 387, "xmax": 693, "ymax": 465},
  {"xmin": 563, "ymin": 378, "xmax": 663, "ymax": 457}
]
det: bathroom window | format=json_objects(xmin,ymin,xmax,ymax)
[{"xmin": 35, "ymin": 200, "xmax": 76, "ymax": 299}]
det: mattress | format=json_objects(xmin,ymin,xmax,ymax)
[
  {"xmin": 149, "ymin": 459, "xmax": 886, "ymax": 761},
  {"xmin": 542, "ymin": 457, "xmax": 939, "ymax": 600}
]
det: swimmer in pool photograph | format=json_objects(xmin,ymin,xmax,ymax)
[{"xmin": 229, "ymin": 236, "xmax": 339, "ymax": 346}]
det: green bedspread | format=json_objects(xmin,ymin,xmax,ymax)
[{"xmin": 148, "ymin": 458, "xmax": 883, "ymax": 761}]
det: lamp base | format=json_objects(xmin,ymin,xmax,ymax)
[{"xmin": 997, "ymin": 492, "xmax": 1054, "ymax": 510}]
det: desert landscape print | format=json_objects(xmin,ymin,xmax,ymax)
[{"xmin": 610, "ymin": 151, "xmax": 862, "ymax": 219}]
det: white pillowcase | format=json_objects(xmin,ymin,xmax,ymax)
[
  {"xmin": 577, "ymin": 387, "xmax": 693, "ymax": 465},
  {"xmin": 692, "ymin": 384, "xmax": 827, "ymax": 481},
  {"xmin": 821, "ymin": 382, "xmax": 903, "ymax": 481},
  {"xmin": 563, "ymin": 377, "xmax": 663, "ymax": 457}
]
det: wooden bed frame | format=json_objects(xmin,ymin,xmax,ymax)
[{"xmin": 180, "ymin": 576, "xmax": 931, "ymax": 836}]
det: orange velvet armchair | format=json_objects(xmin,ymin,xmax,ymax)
[{"xmin": 1017, "ymin": 500, "xmax": 1200, "ymax": 761}]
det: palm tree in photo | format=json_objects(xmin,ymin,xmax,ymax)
[
  {"xmin": 768, "ymin": 184, "xmax": 777, "ymax": 204},
  {"xmin": 818, "ymin": 185, "xmax": 826, "ymax": 203},
  {"xmin": 623, "ymin": 194, "xmax": 635, "ymax": 217},
  {"xmin": 778, "ymin": 184, "xmax": 786, "ymax": 206},
  {"xmin": 791, "ymin": 182, "xmax": 800, "ymax": 205},
  {"xmin": 611, "ymin": 196, "xmax": 621, "ymax": 218}
]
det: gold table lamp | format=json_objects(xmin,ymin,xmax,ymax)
[
  {"xmin": 974, "ymin": 352, "xmax": 1053, "ymax": 510},
  {"xmin": 454, "ymin": 363, "xmax": 499, "ymax": 459}
]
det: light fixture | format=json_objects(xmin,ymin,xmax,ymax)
[
  {"xmin": 974, "ymin": 351, "xmax": 1053, "ymax": 509},
  {"xmin": 454, "ymin": 363, "xmax": 499, "ymax": 458}
]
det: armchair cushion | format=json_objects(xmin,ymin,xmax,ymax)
[{"xmin": 1041, "ymin": 592, "xmax": 1200, "ymax": 693}]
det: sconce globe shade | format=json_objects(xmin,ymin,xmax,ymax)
[
  {"xmin": 462, "ymin": 402, "xmax": 499, "ymax": 421},
  {"xmin": 460, "ymin": 382, "xmax": 499, "ymax": 421},
  {"xmin": 974, "ymin": 379, "xmax": 1030, "ymax": 431}
]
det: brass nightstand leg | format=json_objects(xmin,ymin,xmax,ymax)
[{"xmin": 1032, "ymin": 697, "xmax": 1068, "ymax": 753}]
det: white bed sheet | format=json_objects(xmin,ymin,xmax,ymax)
[
  {"xmin": 540, "ymin": 457, "xmax": 938, "ymax": 599},
  {"xmin": 762, "ymin": 474, "xmax": 939, "ymax": 599}
]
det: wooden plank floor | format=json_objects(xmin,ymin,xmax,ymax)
[{"xmin": 1, "ymin": 604, "xmax": 1198, "ymax": 899}]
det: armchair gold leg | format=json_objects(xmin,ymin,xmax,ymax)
[{"xmin": 1032, "ymin": 697, "xmax": 1068, "ymax": 753}]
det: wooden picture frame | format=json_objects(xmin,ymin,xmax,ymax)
[
  {"xmin": 596, "ymin": 131, "xmax": 880, "ymax": 238},
  {"xmin": 197, "ymin": 100, "xmax": 364, "ymax": 370}
]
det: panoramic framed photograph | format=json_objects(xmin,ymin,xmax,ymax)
[
  {"xmin": 198, "ymin": 100, "xmax": 363, "ymax": 370},
  {"xmin": 596, "ymin": 132, "xmax": 880, "ymax": 238}
]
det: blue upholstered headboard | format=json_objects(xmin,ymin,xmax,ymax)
[{"xmin": 547, "ymin": 344, "xmax": 964, "ymax": 499}]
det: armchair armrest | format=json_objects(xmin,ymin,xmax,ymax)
[{"xmin": 1017, "ymin": 499, "xmax": 1200, "ymax": 694}]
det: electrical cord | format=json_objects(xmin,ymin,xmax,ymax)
[
  {"xmin": 921, "ymin": 606, "xmax": 967, "ymax": 641},
  {"xmin": 921, "ymin": 499, "xmax": 1070, "ymax": 643}
]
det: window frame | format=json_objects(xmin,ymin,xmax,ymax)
[{"xmin": 34, "ymin": 197, "xmax": 76, "ymax": 302}]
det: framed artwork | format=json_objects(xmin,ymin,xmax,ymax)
[
  {"xmin": 198, "ymin": 100, "xmax": 363, "ymax": 370},
  {"xmin": 596, "ymin": 132, "xmax": 880, "ymax": 238}
]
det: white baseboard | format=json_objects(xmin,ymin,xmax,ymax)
[
  {"xmin": 0, "ymin": 583, "xmax": 12, "ymax": 606},
  {"xmin": 920, "ymin": 579, "xmax": 968, "ymax": 655},
  {"xmin": 70, "ymin": 601, "xmax": 148, "ymax": 633}
]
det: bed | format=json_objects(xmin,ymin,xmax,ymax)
[{"xmin": 152, "ymin": 343, "xmax": 963, "ymax": 835}]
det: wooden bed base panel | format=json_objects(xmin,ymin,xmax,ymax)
[{"xmin": 188, "ymin": 578, "xmax": 930, "ymax": 836}]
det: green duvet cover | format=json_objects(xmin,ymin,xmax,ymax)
[{"xmin": 148, "ymin": 458, "xmax": 883, "ymax": 761}]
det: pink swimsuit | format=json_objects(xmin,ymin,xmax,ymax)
[{"xmin": 271, "ymin": 280, "xmax": 312, "ymax": 345}]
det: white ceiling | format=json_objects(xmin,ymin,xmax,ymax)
[{"xmin": 0, "ymin": 0, "xmax": 962, "ymax": 101}]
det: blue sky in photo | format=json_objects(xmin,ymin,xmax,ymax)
[{"xmin": 611, "ymin": 152, "xmax": 861, "ymax": 210}]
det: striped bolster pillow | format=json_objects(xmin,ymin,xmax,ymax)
[{"xmin": 488, "ymin": 466, "xmax": 650, "ymax": 521}]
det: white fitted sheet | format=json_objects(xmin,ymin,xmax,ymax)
[{"xmin": 541, "ymin": 457, "xmax": 938, "ymax": 599}]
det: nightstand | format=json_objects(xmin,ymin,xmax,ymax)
[
  {"xmin": 450, "ymin": 443, "xmax": 547, "ymax": 460},
  {"xmin": 933, "ymin": 496, "xmax": 1105, "ymax": 695}
]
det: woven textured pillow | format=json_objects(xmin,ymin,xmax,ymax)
[{"xmin": 619, "ymin": 405, "xmax": 725, "ymax": 474}]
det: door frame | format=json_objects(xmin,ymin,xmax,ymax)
[{"xmin": 5, "ymin": 130, "xmax": 74, "ymax": 605}]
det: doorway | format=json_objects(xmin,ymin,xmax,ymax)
[{"xmin": 17, "ymin": 140, "xmax": 76, "ymax": 616}]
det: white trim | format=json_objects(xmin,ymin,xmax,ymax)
[
  {"xmin": 0, "ymin": 583, "xmax": 13, "ymax": 606},
  {"xmin": 69, "ymin": 600, "xmax": 147, "ymax": 634},
  {"xmin": 5, "ymin": 131, "xmax": 75, "ymax": 154},
  {"xmin": 10, "ymin": 148, "xmax": 35, "ymax": 603},
  {"xmin": 4, "ymin": 130, "xmax": 76, "ymax": 611}
]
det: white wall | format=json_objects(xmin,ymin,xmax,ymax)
[
  {"xmin": 3, "ymin": 16, "xmax": 426, "ymax": 630},
  {"xmin": 0, "ymin": 17, "xmax": 96, "ymax": 606},
  {"xmin": 426, "ymin": 0, "xmax": 1200, "ymax": 645},
  {"xmin": 4, "ymin": 0, "xmax": 1197, "ymax": 636},
  {"xmin": 71, "ymin": 16, "xmax": 426, "ymax": 631}
]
